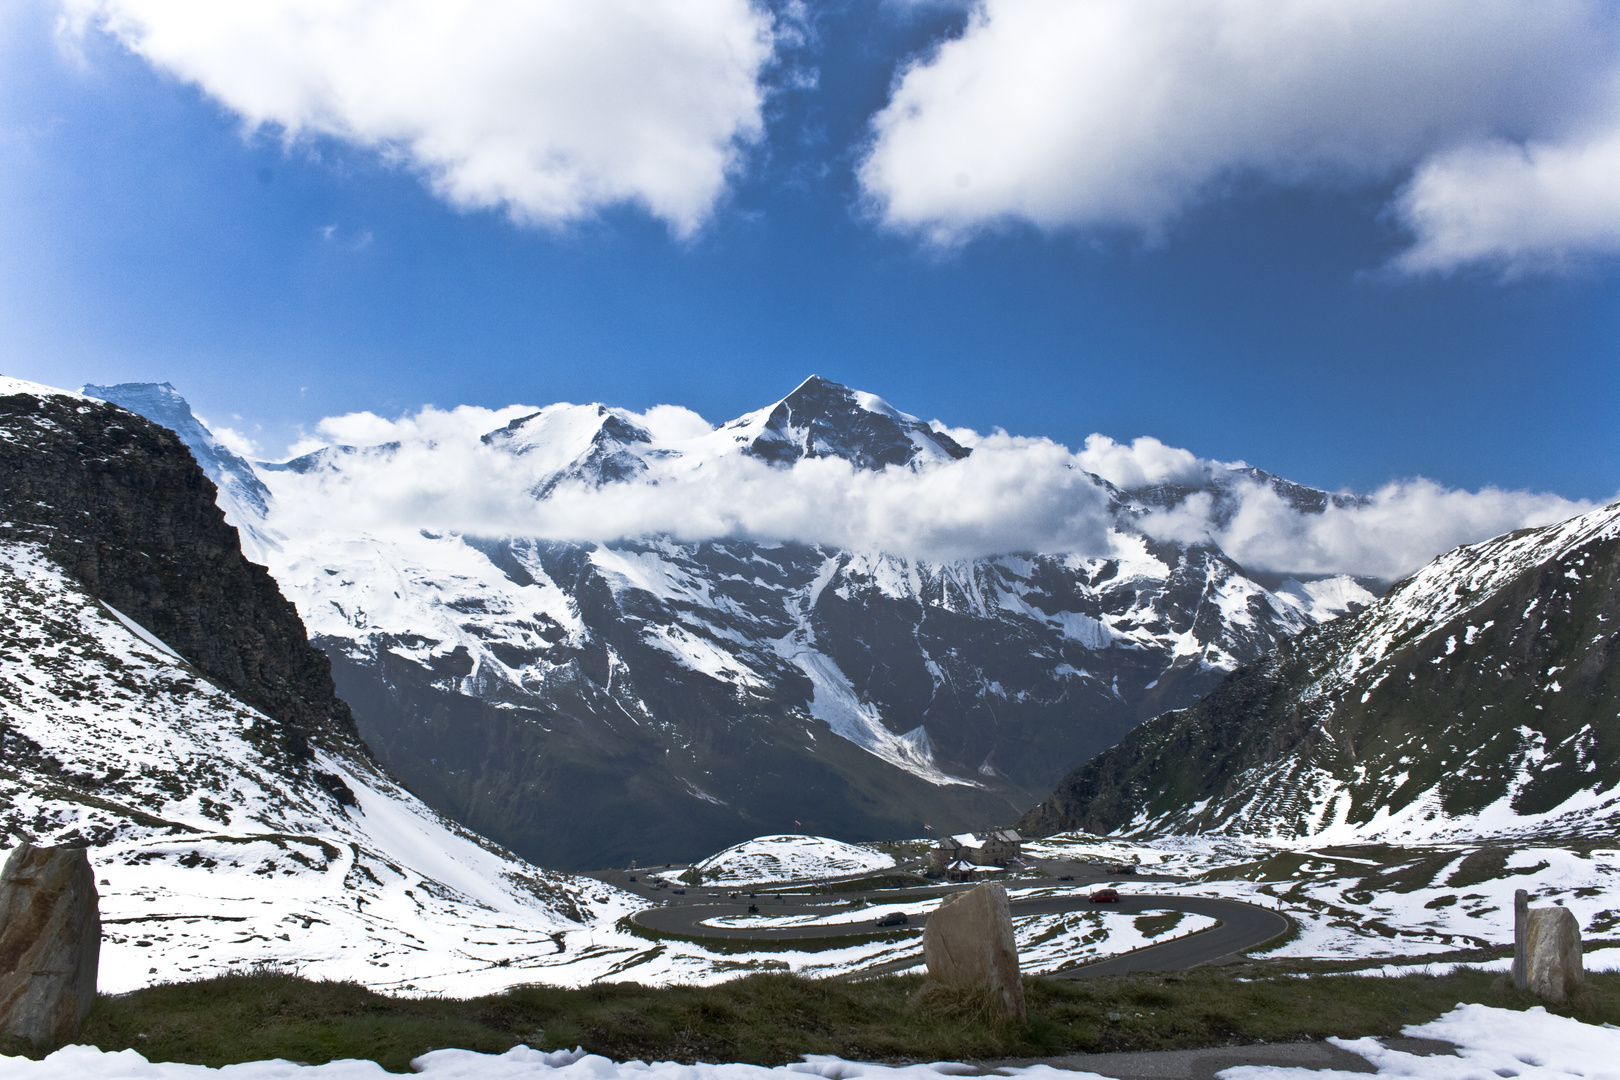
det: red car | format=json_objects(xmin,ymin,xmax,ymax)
[{"xmin": 1089, "ymin": 888, "xmax": 1120, "ymax": 903}]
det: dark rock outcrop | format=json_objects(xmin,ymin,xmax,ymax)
[
  {"xmin": 0, "ymin": 390, "xmax": 359, "ymax": 759},
  {"xmin": 0, "ymin": 845, "xmax": 99, "ymax": 1044}
]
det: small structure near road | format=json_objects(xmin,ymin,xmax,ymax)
[
  {"xmin": 1513, "ymin": 889, "xmax": 1583, "ymax": 1003},
  {"xmin": 921, "ymin": 881, "xmax": 1025, "ymax": 1020},
  {"xmin": 0, "ymin": 844, "xmax": 101, "ymax": 1045},
  {"xmin": 928, "ymin": 829, "xmax": 1021, "ymax": 872}
]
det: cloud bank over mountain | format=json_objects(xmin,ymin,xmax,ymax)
[
  {"xmin": 860, "ymin": 0, "xmax": 1620, "ymax": 272},
  {"xmin": 264, "ymin": 402, "xmax": 1595, "ymax": 581},
  {"xmin": 60, "ymin": 0, "xmax": 775, "ymax": 234}
]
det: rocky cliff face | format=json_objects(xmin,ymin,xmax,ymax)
[
  {"xmin": 0, "ymin": 387, "xmax": 357, "ymax": 762},
  {"xmin": 0, "ymin": 378, "xmax": 623, "ymax": 996},
  {"xmin": 1019, "ymin": 501, "xmax": 1620, "ymax": 842}
]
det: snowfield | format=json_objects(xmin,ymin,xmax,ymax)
[
  {"xmin": 1, "ymin": 1005, "xmax": 1612, "ymax": 1079},
  {"xmin": 694, "ymin": 835, "xmax": 896, "ymax": 885}
]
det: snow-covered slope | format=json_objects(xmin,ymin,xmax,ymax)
[
  {"xmin": 103, "ymin": 375, "xmax": 1374, "ymax": 868},
  {"xmin": 0, "ymin": 538, "xmax": 624, "ymax": 994},
  {"xmin": 0, "ymin": 380, "xmax": 647, "ymax": 994},
  {"xmin": 1021, "ymin": 500, "xmax": 1620, "ymax": 842}
]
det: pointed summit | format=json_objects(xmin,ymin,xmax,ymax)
[{"xmin": 724, "ymin": 375, "xmax": 971, "ymax": 470}]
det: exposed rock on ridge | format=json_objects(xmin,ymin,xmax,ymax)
[
  {"xmin": 1020, "ymin": 501, "xmax": 1620, "ymax": 841},
  {"xmin": 0, "ymin": 388, "xmax": 359, "ymax": 760}
]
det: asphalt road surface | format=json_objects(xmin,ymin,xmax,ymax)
[{"xmin": 601, "ymin": 861, "xmax": 1289, "ymax": 978}]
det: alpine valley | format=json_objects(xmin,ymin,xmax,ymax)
[{"xmin": 87, "ymin": 376, "xmax": 1379, "ymax": 869}]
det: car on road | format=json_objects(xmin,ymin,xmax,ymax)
[
  {"xmin": 1111, "ymin": 864, "xmax": 1137, "ymax": 874},
  {"xmin": 1058, "ymin": 875, "xmax": 1074, "ymax": 881},
  {"xmin": 1089, "ymin": 888, "xmax": 1120, "ymax": 903},
  {"xmin": 873, "ymin": 912, "xmax": 909, "ymax": 927}
]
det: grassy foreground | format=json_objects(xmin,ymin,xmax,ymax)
[{"xmin": 6, "ymin": 966, "xmax": 1617, "ymax": 1072}]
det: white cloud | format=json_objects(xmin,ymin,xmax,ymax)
[
  {"xmin": 1392, "ymin": 124, "xmax": 1620, "ymax": 275},
  {"xmin": 61, "ymin": 0, "xmax": 776, "ymax": 234},
  {"xmin": 199, "ymin": 420, "xmax": 259, "ymax": 459},
  {"xmin": 1076, "ymin": 434, "xmax": 1220, "ymax": 490},
  {"xmin": 1139, "ymin": 477, "xmax": 1593, "ymax": 582},
  {"xmin": 264, "ymin": 406, "xmax": 1118, "ymax": 563},
  {"xmin": 259, "ymin": 401, "xmax": 1596, "ymax": 579},
  {"xmin": 859, "ymin": 0, "xmax": 1619, "ymax": 263}
]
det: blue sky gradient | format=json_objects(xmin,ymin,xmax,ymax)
[{"xmin": 2, "ymin": 0, "xmax": 1616, "ymax": 499}]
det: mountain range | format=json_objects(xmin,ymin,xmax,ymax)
[
  {"xmin": 89, "ymin": 376, "xmax": 1373, "ymax": 868},
  {"xmin": 1019, "ymin": 497, "xmax": 1620, "ymax": 843}
]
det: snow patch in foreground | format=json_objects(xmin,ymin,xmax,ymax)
[{"xmin": 2, "ymin": 1004, "xmax": 1613, "ymax": 1079}]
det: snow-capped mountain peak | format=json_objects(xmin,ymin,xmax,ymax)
[
  {"xmin": 717, "ymin": 374, "xmax": 972, "ymax": 470},
  {"xmin": 480, "ymin": 402, "xmax": 656, "ymax": 495},
  {"xmin": 96, "ymin": 376, "xmax": 1377, "ymax": 867}
]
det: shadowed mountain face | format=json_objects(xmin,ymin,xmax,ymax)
[
  {"xmin": 1019, "ymin": 502, "xmax": 1620, "ymax": 843},
  {"xmin": 98, "ymin": 377, "xmax": 1373, "ymax": 870}
]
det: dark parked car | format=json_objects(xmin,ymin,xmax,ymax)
[
  {"xmin": 1112, "ymin": 864, "xmax": 1137, "ymax": 874},
  {"xmin": 874, "ymin": 912, "xmax": 910, "ymax": 927},
  {"xmin": 1058, "ymin": 875, "xmax": 1074, "ymax": 881},
  {"xmin": 1089, "ymin": 888, "xmax": 1120, "ymax": 903}
]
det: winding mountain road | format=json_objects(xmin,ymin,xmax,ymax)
[{"xmin": 601, "ymin": 863, "xmax": 1289, "ymax": 979}]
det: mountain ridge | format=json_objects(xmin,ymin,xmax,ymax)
[
  {"xmin": 88, "ymin": 375, "xmax": 1379, "ymax": 868},
  {"xmin": 1018, "ymin": 499, "xmax": 1620, "ymax": 843}
]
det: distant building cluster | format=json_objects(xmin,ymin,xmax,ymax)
[{"xmin": 928, "ymin": 829, "xmax": 1022, "ymax": 879}]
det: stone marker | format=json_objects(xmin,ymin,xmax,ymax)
[
  {"xmin": 0, "ymin": 844, "xmax": 101, "ymax": 1044},
  {"xmin": 1512, "ymin": 889, "xmax": 1528, "ymax": 991},
  {"xmin": 922, "ymin": 881, "xmax": 1025, "ymax": 1019},
  {"xmin": 1524, "ymin": 905, "xmax": 1583, "ymax": 1004}
]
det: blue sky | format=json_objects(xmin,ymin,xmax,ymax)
[{"xmin": 2, "ymin": 0, "xmax": 1618, "ymax": 501}]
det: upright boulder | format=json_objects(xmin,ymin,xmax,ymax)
[
  {"xmin": 1525, "ymin": 905, "xmax": 1584, "ymax": 1004},
  {"xmin": 0, "ymin": 845, "xmax": 100, "ymax": 1044},
  {"xmin": 922, "ymin": 882, "xmax": 1025, "ymax": 1019}
]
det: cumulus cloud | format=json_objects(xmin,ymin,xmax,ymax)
[
  {"xmin": 1139, "ymin": 477, "xmax": 1593, "ymax": 582},
  {"xmin": 263, "ymin": 405, "xmax": 1117, "ymax": 563},
  {"xmin": 61, "ymin": 0, "xmax": 776, "ymax": 234},
  {"xmin": 1392, "ymin": 124, "xmax": 1620, "ymax": 275},
  {"xmin": 1076, "ymin": 435, "xmax": 1218, "ymax": 490},
  {"xmin": 859, "ymin": 0, "xmax": 1620, "ymax": 266},
  {"xmin": 258, "ymin": 401, "xmax": 1597, "ymax": 578}
]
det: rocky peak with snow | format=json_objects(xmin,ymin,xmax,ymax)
[
  {"xmin": 93, "ymin": 376, "xmax": 1378, "ymax": 869},
  {"xmin": 721, "ymin": 375, "xmax": 972, "ymax": 470},
  {"xmin": 1019, "ymin": 499, "xmax": 1620, "ymax": 843}
]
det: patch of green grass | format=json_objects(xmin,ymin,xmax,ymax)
[{"xmin": 6, "ymin": 966, "xmax": 1619, "ymax": 1072}]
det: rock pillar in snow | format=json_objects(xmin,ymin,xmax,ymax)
[
  {"xmin": 0, "ymin": 845, "xmax": 101, "ymax": 1044},
  {"xmin": 922, "ymin": 881, "xmax": 1025, "ymax": 1020},
  {"xmin": 1524, "ymin": 905, "xmax": 1583, "ymax": 1004},
  {"xmin": 1512, "ymin": 889, "xmax": 1528, "ymax": 991}
]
